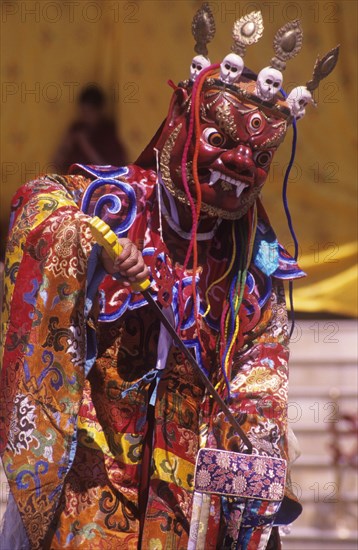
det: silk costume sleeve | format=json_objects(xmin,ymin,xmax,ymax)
[
  {"xmin": 212, "ymin": 281, "xmax": 290, "ymax": 459},
  {"xmin": 0, "ymin": 174, "xmax": 99, "ymax": 547}
]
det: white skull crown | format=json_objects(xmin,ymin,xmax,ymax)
[
  {"xmin": 190, "ymin": 55, "xmax": 211, "ymax": 82},
  {"xmin": 255, "ymin": 66, "xmax": 283, "ymax": 101},
  {"xmin": 287, "ymin": 86, "xmax": 315, "ymax": 119},
  {"xmin": 219, "ymin": 53, "xmax": 244, "ymax": 84}
]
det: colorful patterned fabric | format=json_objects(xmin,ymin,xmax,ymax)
[
  {"xmin": 1, "ymin": 166, "xmax": 302, "ymax": 549},
  {"xmin": 194, "ymin": 449, "xmax": 286, "ymax": 500}
]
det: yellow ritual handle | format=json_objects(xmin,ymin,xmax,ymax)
[{"xmin": 89, "ymin": 216, "xmax": 151, "ymax": 293}]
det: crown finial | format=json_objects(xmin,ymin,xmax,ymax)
[
  {"xmin": 219, "ymin": 11, "xmax": 264, "ymax": 85},
  {"xmin": 192, "ymin": 2, "xmax": 216, "ymax": 57},
  {"xmin": 271, "ymin": 19, "xmax": 303, "ymax": 71},
  {"xmin": 255, "ymin": 19, "xmax": 303, "ymax": 102},
  {"xmin": 189, "ymin": 3, "xmax": 216, "ymax": 82},
  {"xmin": 232, "ymin": 11, "xmax": 264, "ymax": 56},
  {"xmin": 306, "ymin": 45, "xmax": 340, "ymax": 92},
  {"xmin": 287, "ymin": 45, "xmax": 340, "ymax": 120}
]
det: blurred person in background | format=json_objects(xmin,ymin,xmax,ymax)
[{"xmin": 52, "ymin": 85, "xmax": 127, "ymax": 173}]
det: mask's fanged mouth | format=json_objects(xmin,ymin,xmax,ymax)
[{"xmin": 208, "ymin": 170, "xmax": 248, "ymax": 198}]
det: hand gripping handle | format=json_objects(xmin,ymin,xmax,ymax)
[{"xmin": 89, "ymin": 216, "xmax": 151, "ymax": 293}]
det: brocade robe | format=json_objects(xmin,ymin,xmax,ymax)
[{"xmin": 0, "ymin": 165, "xmax": 302, "ymax": 549}]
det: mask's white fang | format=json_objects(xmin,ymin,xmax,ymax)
[{"xmin": 209, "ymin": 171, "xmax": 221, "ymax": 185}]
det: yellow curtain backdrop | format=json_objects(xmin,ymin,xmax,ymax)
[{"xmin": 1, "ymin": 0, "xmax": 356, "ymax": 316}]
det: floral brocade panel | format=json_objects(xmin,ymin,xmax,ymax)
[{"xmin": 194, "ymin": 448, "xmax": 286, "ymax": 501}]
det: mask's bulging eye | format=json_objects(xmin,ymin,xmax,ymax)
[
  {"xmin": 254, "ymin": 150, "xmax": 272, "ymax": 168},
  {"xmin": 248, "ymin": 113, "xmax": 263, "ymax": 132},
  {"xmin": 202, "ymin": 127, "xmax": 227, "ymax": 148}
]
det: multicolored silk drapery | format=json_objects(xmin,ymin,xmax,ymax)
[{"xmin": 1, "ymin": 165, "xmax": 302, "ymax": 548}]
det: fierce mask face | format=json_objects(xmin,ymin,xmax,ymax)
[
  {"xmin": 152, "ymin": 6, "xmax": 338, "ymax": 222},
  {"xmin": 157, "ymin": 84, "xmax": 287, "ymax": 220}
]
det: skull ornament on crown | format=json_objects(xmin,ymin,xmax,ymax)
[
  {"xmin": 287, "ymin": 86, "xmax": 315, "ymax": 119},
  {"xmin": 138, "ymin": 5, "xmax": 339, "ymax": 223},
  {"xmin": 190, "ymin": 54, "xmax": 211, "ymax": 82},
  {"xmin": 255, "ymin": 66, "xmax": 283, "ymax": 101},
  {"xmin": 220, "ymin": 53, "xmax": 244, "ymax": 84}
]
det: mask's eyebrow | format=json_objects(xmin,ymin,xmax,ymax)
[
  {"xmin": 253, "ymin": 120, "xmax": 287, "ymax": 150},
  {"xmin": 214, "ymin": 101, "xmax": 237, "ymax": 141}
]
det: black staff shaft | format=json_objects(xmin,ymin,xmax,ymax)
[{"xmin": 143, "ymin": 290, "xmax": 253, "ymax": 453}]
